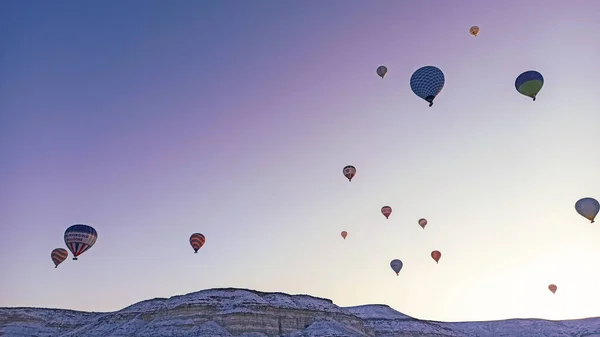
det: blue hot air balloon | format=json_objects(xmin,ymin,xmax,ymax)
[
  {"xmin": 575, "ymin": 197, "xmax": 599, "ymax": 223},
  {"xmin": 64, "ymin": 224, "xmax": 98, "ymax": 260},
  {"xmin": 515, "ymin": 71, "xmax": 544, "ymax": 101},
  {"xmin": 410, "ymin": 66, "xmax": 445, "ymax": 107},
  {"xmin": 390, "ymin": 259, "xmax": 403, "ymax": 276}
]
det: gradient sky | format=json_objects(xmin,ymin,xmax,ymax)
[{"xmin": 1, "ymin": 0, "xmax": 600, "ymax": 323}]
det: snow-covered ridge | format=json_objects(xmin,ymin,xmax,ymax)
[
  {"xmin": 344, "ymin": 304, "xmax": 413, "ymax": 320},
  {"xmin": 119, "ymin": 287, "xmax": 341, "ymax": 314},
  {"xmin": 2, "ymin": 287, "xmax": 600, "ymax": 337}
]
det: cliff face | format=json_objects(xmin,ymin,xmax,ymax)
[{"xmin": 1, "ymin": 288, "xmax": 600, "ymax": 337}]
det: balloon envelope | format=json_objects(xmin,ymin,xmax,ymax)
[
  {"xmin": 418, "ymin": 218, "xmax": 428, "ymax": 229},
  {"xmin": 190, "ymin": 233, "xmax": 206, "ymax": 253},
  {"xmin": 575, "ymin": 197, "xmax": 599, "ymax": 223},
  {"xmin": 390, "ymin": 259, "xmax": 403, "ymax": 275},
  {"xmin": 381, "ymin": 206, "xmax": 392, "ymax": 219},
  {"xmin": 343, "ymin": 165, "xmax": 356, "ymax": 182},
  {"xmin": 376, "ymin": 66, "xmax": 388, "ymax": 79},
  {"xmin": 51, "ymin": 248, "xmax": 68, "ymax": 268},
  {"xmin": 64, "ymin": 224, "xmax": 97, "ymax": 260},
  {"xmin": 410, "ymin": 66, "xmax": 445, "ymax": 107},
  {"xmin": 515, "ymin": 71, "xmax": 544, "ymax": 101},
  {"xmin": 431, "ymin": 250, "xmax": 442, "ymax": 263},
  {"xmin": 469, "ymin": 26, "xmax": 480, "ymax": 36},
  {"xmin": 341, "ymin": 231, "xmax": 348, "ymax": 239},
  {"xmin": 548, "ymin": 284, "xmax": 557, "ymax": 294}
]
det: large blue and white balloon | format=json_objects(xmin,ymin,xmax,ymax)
[
  {"xmin": 410, "ymin": 66, "xmax": 445, "ymax": 107},
  {"xmin": 390, "ymin": 259, "xmax": 403, "ymax": 276},
  {"xmin": 575, "ymin": 197, "xmax": 599, "ymax": 223},
  {"xmin": 64, "ymin": 224, "xmax": 98, "ymax": 260}
]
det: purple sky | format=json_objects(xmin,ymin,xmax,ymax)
[{"xmin": 1, "ymin": 0, "xmax": 600, "ymax": 322}]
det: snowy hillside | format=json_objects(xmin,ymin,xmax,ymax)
[{"xmin": 1, "ymin": 287, "xmax": 600, "ymax": 337}]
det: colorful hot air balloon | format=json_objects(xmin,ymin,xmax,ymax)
[
  {"xmin": 190, "ymin": 233, "xmax": 206, "ymax": 253},
  {"xmin": 431, "ymin": 250, "xmax": 442, "ymax": 264},
  {"xmin": 418, "ymin": 218, "xmax": 427, "ymax": 229},
  {"xmin": 390, "ymin": 259, "xmax": 403, "ymax": 276},
  {"xmin": 410, "ymin": 66, "xmax": 445, "ymax": 107},
  {"xmin": 575, "ymin": 197, "xmax": 599, "ymax": 223},
  {"xmin": 343, "ymin": 165, "xmax": 356, "ymax": 182},
  {"xmin": 548, "ymin": 284, "xmax": 557, "ymax": 294},
  {"xmin": 381, "ymin": 206, "xmax": 392, "ymax": 219},
  {"xmin": 515, "ymin": 71, "xmax": 544, "ymax": 101},
  {"xmin": 376, "ymin": 66, "xmax": 388, "ymax": 79},
  {"xmin": 341, "ymin": 231, "xmax": 348, "ymax": 239},
  {"xmin": 64, "ymin": 224, "xmax": 97, "ymax": 261},
  {"xmin": 51, "ymin": 248, "xmax": 68, "ymax": 268},
  {"xmin": 469, "ymin": 26, "xmax": 480, "ymax": 36}
]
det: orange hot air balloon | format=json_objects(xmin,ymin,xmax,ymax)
[
  {"xmin": 418, "ymin": 218, "xmax": 427, "ymax": 229},
  {"xmin": 381, "ymin": 206, "xmax": 392, "ymax": 219},
  {"xmin": 548, "ymin": 284, "xmax": 557, "ymax": 294},
  {"xmin": 189, "ymin": 233, "xmax": 206, "ymax": 253},
  {"xmin": 431, "ymin": 250, "xmax": 441, "ymax": 263},
  {"xmin": 341, "ymin": 231, "xmax": 348, "ymax": 239}
]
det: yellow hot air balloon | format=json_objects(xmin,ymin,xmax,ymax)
[
  {"xmin": 469, "ymin": 26, "xmax": 479, "ymax": 37},
  {"xmin": 51, "ymin": 248, "xmax": 69, "ymax": 268}
]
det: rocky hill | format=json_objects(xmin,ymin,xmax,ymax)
[{"xmin": 1, "ymin": 288, "xmax": 600, "ymax": 337}]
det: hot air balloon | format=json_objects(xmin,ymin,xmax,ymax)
[
  {"xmin": 469, "ymin": 26, "xmax": 480, "ymax": 36},
  {"xmin": 64, "ymin": 224, "xmax": 97, "ymax": 260},
  {"xmin": 410, "ymin": 66, "xmax": 445, "ymax": 107},
  {"xmin": 343, "ymin": 165, "xmax": 356, "ymax": 182},
  {"xmin": 376, "ymin": 66, "xmax": 388, "ymax": 79},
  {"xmin": 515, "ymin": 71, "xmax": 544, "ymax": 101},
  {"xmin": 548, "ymin": 284, "xmax": 557, "ymax": 294},
  {"xmin": 190, "ymin": 233, "xmax": 206, "ymax": 253},
  {"xmin": 341, "ymin": 231, "xmax": 347, "ymax": 239},
  {"xmin": 381, "ymin": 206, "xmax": 392, "ymax": 219},
  {"xmin": 418, "ymin": 218, "xmax": 427, "ymax": 229},
  {"xmin": 575, "ymin": 197, "xmax": 599, "ymax": 223},
  {"xmin": 431, "ymin": 250, "xmax": 442, "ymax": 264},
  {"xmin": 390, "ymin": 259, "xmax": 403, "ymax": 276},
  {"xmin": 51, "ymin": 248, "xmax": 68, "ymax": 268}
]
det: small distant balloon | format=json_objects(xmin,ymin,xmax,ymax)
[
  {"xmin": 575, "ymin": 197, "xmax": 599, "ymax": 223},
  {"xmin": 469, "ymin": 26, "xmax": 480, "ymax": 36},
  {"xmin": 548, "ymin": 284, "xmax": 557, "ymax": 294},
  {"xmin": 431, "ymin": 250, "xmax": 442, "ymax": 264},
  {"xmin": 381, "ymin": 206, "xmax": 392, "ymax": 219},
  {"xmin": 64, "ymin": 224, "xmax": 98, "ymax": 261},
  {"xmin": 341, "ymin": 231, "xmax": 348, "ymax": 240},
  {"xmin": 376, "ymin": 66, "xmax": 388, "ymax": 79},
  {"xmin": 190, "ymin": 233, "xmax": 206, "ymax": 253},
  {"xmin": 51, "ymin": 248, "xmax": 68, "ymax": 268},
  {"xmin": 390, "ymin": 259, "xmax": 403, "ymax": 276},
  {"xmin": 343, "ymin": 165, "xmax": 356, "ymax": 182},
  {"xmin": 410, "ymin": 66, "xmax": 445, "ymax": 107},
  {"xmin": 515, "ymin": 70, "xmax": 544, "ymax": 101},
  {"xmin": 418, "ymin": 218, "xmax": 428, "ymax": 229}
]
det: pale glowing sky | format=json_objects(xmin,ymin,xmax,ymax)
[{"xmin": 1, "ymin": 0, "xmax": 599, "ymax": 323}]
